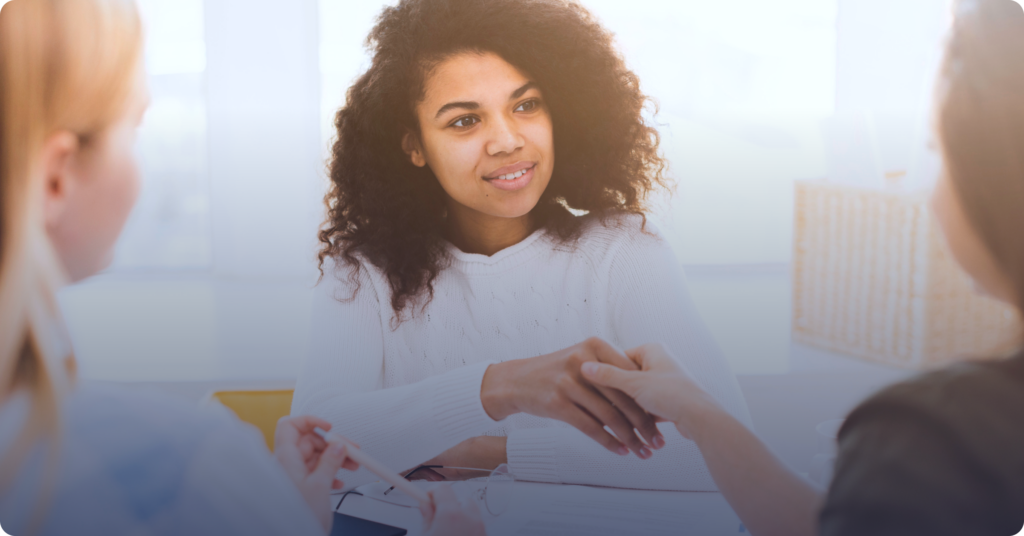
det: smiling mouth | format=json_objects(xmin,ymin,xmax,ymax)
[{"xmin": 485, "ymin": 164, "xmax": 536, "ymax": 182}]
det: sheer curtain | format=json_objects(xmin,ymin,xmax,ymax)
[
  {"xmin": 115, "ymin": 0, "xmax": 211, "ymax": 269},
  {"xmin": 115, "ymin": 0, "xmax": 322, "ymax": 278}
]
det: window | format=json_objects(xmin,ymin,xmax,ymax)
[
  {"xmin": 319, "ymin": 0, "xmax": 388, "ymax": 150},
  {"xmin": 114, "ymin": 0, "xmax": 212, "ymax": 270}
]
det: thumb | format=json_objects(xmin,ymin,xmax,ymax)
[{"xmin": 581, "ymin": 361, "xmax": 638, "ymax": 394}]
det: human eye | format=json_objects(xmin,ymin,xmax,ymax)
[
  {"xmin": 514, "ymin": 98, "xmax": 541, "ymax": 113},
  {"xmin": 449, "ymin": 115, "xmax": 480, "ymax": 129}
]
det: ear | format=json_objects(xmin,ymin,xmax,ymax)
[
  {"xmin": 402, "ymin": 131, "xmax": 427, "ymax": 168},
  {"xmin": 40, "ymin": 131, "xmax": 81, "ymax": 229}
]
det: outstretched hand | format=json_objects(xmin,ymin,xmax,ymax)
[
  {"xmin": 481, "ymin": 337, "xmax": 664, "ymax": 458},
  {"xmin": 580, "ymin": 343, "xmax": 727, "ymax": 441},
  {"xmin": 586, "ymin": 344, "xmax": 824, "ymax": 536}
]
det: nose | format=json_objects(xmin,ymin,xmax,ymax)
[{"xmin": 485, "ymin": 115, "xmax": 524, "ymax": 156}]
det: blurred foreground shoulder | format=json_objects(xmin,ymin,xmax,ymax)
[
  {"xmin": 0, "ymin": 386, "xmax": 321, "ymax": 536},
  {"xmin": 820, "ymin": 351, "xmax": 1024, "ymax": 536}
]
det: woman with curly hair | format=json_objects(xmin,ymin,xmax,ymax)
[{"xmin": 293, "ymin": 0, "xmax": 751, "ymax": 492}]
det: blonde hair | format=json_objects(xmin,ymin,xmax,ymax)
[
  {"xmin": 938, "ymin": 0, "xmax": 1024, "ymax": 312},
  {"xmin": 0, "ymin": 0, "xmax": 142, "ymax": 492}
]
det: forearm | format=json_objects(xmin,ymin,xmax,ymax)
[{"xmin": 690, "ymin": 408, "xmax": 823, "ymax": 536}]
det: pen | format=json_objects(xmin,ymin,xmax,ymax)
[{"xmin": 313, "ymin": 427, "xmax": 433, "ymax": 509}]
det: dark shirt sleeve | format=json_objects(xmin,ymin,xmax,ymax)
[{"xmin": 819, "ymin": 390, "xmax": 1018, "ymax": 536}]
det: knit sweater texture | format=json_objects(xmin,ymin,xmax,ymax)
[{"xmin": 292, "ymin": 214, "xmax": 751, "ymax": 491}]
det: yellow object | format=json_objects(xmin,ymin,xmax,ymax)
[
  {"xmin": 793, "ymin": 181, "xmax": 1022, "ymax": 369},
  {"xmin": 210, "ymin": 390, "xmax": 294, "ymax": 452}
]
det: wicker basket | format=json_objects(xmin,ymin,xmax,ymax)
[{"xmin": 792, "ymin": 180, "xmax": 1022, "ymax": 369}]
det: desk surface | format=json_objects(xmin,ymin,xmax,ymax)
[{"xmin": 336, "ymin": 480, "xmax": 745, "ymax": 536}]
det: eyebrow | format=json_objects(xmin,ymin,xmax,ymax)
[
  {"xmin": 435, "ymin": 100, "xmax": 478, "ymax": 119},
  {"xmin": 510, "ymin": 81, "xmax": 537, "ymax": 100},
  {"xmin": 434, "ymin": 81, "xmax": 539, "ymax": 120}
]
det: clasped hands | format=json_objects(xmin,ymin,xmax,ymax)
[{"xmin": 479, "ymin": 337, "xmax": 715, "ymax": 459}]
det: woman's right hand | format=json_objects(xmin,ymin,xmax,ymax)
[
  {"xmin": 273, "ymin": 417, "xmax": 360, "ymax": 532},
  {"xmin": 420, "ymin": 485, "xmax": 487, "ymax": 536},
  {"xmin": 580, "ymin": 343, "xmax": 728, "ymax": 441},
  {"xmin": 480, "ymin": 337, "xmax": 663, "ymax": 458}
]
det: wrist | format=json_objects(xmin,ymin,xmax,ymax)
[
  {"xmin": 679, "ymin": 400, "xmax": 730, "ymax": 445},
  {"xmin": 481, "ymin": 362, "xmax": 517, "ymax": 421}
]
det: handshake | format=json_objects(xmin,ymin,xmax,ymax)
[
  {"xmin": 273, "ymin": 338, "xmax": 727, "ymax": 535},
  {"xmin": 478, "ymin": 338, "xmax": 724, "ymax": 458}
]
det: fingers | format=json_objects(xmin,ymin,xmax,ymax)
[
  {"xmin": 283, "ymin": 415, "xmax": 333, "ymax": 434},
  {"xmin": 274, "ymin": 415, "xmax": 329, "ymax": 457},
  {"xmin": 625, "ymin": 343, "xmax": 681, "ymax": 373},
  {"xmin": 594, "ymin": 385, "xmax": 664, "ymax": 449},
  {"xmin": 310, "ymin": 428, "xmax": 361, "ymax": 472},
  {"xmin": 274, "ymin": 416, "xmax": 299, "ymax": 450},
  {"xmin": 580, "ymin": 362, "xmax": 665, "ymax": 448},
  {"xmin": 273, "ymin": 419, "xmax": 309, "ymax": 477},
  {"xmin": 341, "ymin": 458, "xmax": 360, "ymax": 472},
  {"xmin": 581, "ymin": 361, "xmax": 636, "ymax": 393},
  {"xmin": 298, "ymin": 434, "xmax": 326, "ymax": 459},
  {"xmin": 561, "ymin": 405, "xmax": 630, "ymax": 455},
  {"xmin": 584, "ymin": 337, "xmax": 638, "ymax": 371},
  {"xmin": 567, "ymin": 383, "xmax": 651, "ymax": 459},
  {"xmin": 310, "ymin": 442, "xmax": 353, "ymax": 490}
]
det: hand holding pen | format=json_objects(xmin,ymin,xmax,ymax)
[
  {"xmin": 274, "ymin": 417, "xmax": 362, "ymax": 532},
  {"xmin": 314, "ymin": 427, "xmax": 487, "ymax": 535}
]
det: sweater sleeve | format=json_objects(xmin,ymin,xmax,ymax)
[
  {"xmin": 291, "ymin": 265, "xmax": 500, "ymax": 488},
  {"xmin": 505, "ymin": 222, "xmax": 752, "ymax": 490}
]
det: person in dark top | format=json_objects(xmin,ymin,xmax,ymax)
[
  {"xmin": 579, "ymin": 0, "xmax": 1024, "ymax": 535},
  {"xmin": 820, "ymin": 352, "xmax": 1024, "ymax": 535}
]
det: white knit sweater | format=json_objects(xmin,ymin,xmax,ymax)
[{"xmin": 292, "ymin": 214, "xmax": 751, "ymax": 491}]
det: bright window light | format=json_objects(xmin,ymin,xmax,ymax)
[
  {"xmin": 114, "ymin": 0, "xmax": 211, "ymax": 270},
  {"xmin": 137, "ymin": 0, "xmax": 206, "ymax": 75}
]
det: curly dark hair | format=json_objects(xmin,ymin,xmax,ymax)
[{"xmin": 318, "ymin": 0, "xmax": 669, "ymax": 317}]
